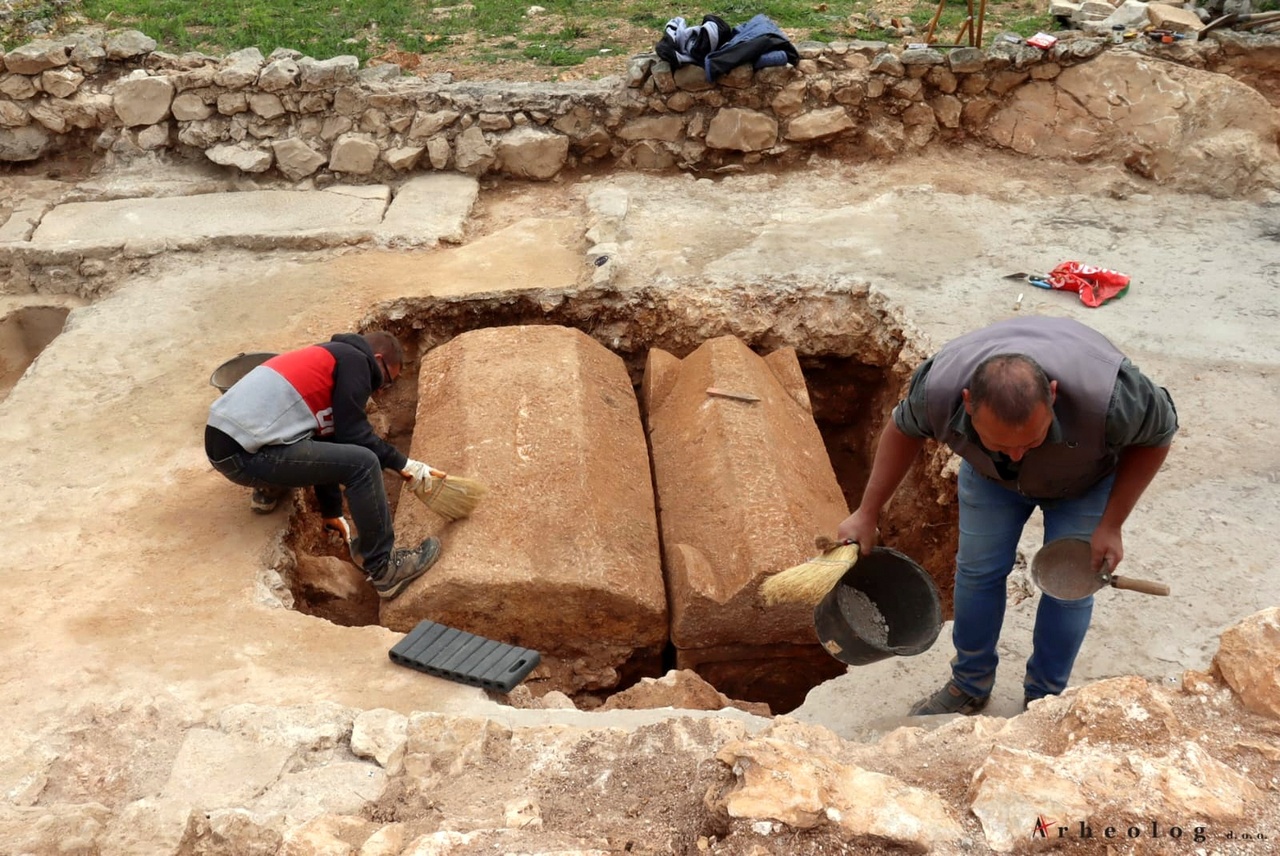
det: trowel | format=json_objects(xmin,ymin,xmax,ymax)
[{"xmin": 1030, "ymin": 537, "xmax": 1170, "ymax": 599}]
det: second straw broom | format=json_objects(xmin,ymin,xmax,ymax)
[
  {"xmin": 410, "ymin": 468, "xmax": 489, "ymax": 521},
  {"xmin": 760, "ymin": 535, "xmax": 861, "ymax": 606}
]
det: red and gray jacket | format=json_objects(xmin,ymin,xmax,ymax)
[{"xmin": 207, "ymin": 333, "xmax": 407, "ymax": 471}]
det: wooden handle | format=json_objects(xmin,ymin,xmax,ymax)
[
  {"xmin": 1110, "ymin": 575, "xmax": 1170, "ymax": 596},
  {"xmin": 814, "ymin": 535, "xmax": 855, "ymax": 553}
]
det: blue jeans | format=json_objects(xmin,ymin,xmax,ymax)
[
  {"xmin": 208, "ymin": 439, "xmax": 395, "ymax": 574},
  {"xmin": 951, "ymin": 460, "xmax": 1116, "ymax": 701}
]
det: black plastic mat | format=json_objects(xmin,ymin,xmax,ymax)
[{"xmin": 389, "ymin": 620, "xmax": 541, "ymax": 693}]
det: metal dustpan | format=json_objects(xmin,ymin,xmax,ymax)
[{"xmin": 1031, "ymin": 537, "xmax": 1170, "ymax": 599}]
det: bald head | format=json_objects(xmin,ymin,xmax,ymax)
[{"xmin": 967, "ymin": 354, "xmax": 1052, "ymax": 426}]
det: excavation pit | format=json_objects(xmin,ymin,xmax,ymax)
[
  {"xmin": 279, "ymin": 281, "xmax": 959, "ymax": 714},
  {"xmin": 0, "ymin": 305, "xmax": 71, "ymax": 403}
]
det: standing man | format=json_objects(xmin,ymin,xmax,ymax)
[
  {"xmin": 205, "ymin": 331, "xmax": 441, "ymax": 600},
  {"xmin": 837, "ymin": 316, "xmax": 1177, "ymax": 714}
]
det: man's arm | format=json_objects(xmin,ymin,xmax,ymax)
[
  {"xmin": 1091, "ymin": 444, "xmax": 1171, "ymax": 570},
  {"xmin": 1092, "ymin": 361, "xmax": 1178, "ymax": 570},
  {"xmin": 836, "ymin": 420, "xmax": 926, "ymax": 553}
]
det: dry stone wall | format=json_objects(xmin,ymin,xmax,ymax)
[{"xmin": 1, "ymin": 29, "xmax": 1278, "ymax": 193}]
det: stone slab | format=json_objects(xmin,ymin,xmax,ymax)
[
  {"xmin": 30, "ymin": 186, "xmax": 391, "ymax": 245},
  {"xmin": 643, "ymin": 335, "xmax": 849, "ymax": 650},
  {"xmin": 379, "ymin": 173, "xmax": 478, "ymax": 246},
  {"xmin": 382, "ymin": 325, "xmax": 667, "ymax": 689}
]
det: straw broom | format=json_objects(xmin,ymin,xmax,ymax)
[
  {"xmin": 409, "ymin": 467, "xmax": 489, "ymax": 521},
  {"xmin": 760, "ymin": 535, "xmax": 861, "ymax": 606}
]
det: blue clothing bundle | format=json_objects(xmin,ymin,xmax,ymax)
[{"xmin": 655, "ymin": 13, "xmax": 799, "ymax": 83}]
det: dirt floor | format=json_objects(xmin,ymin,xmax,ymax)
[{"xmin": 2, "ymin": 145, "xmax": 1279, "ymax": 852}]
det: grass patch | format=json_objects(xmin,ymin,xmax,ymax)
[{"xmin": 4, "ymin": 0, "xmax": 1087, "ymax": 68}]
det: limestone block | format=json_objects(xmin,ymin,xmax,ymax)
[
  {"xmin": 216, "ymin": 90, "xmax": 249, "ymax": 115},
  {"xmin": 0, "ymin": 802, "xmax": 112, "ymax": 854},
  {"xmin": 206, "ymin": 143, "xmax": 273, "ymax": 173},
  {"xmin": 643, "ymin": 336, "xmax": 848, "ymax": 650},
  {"xmin": 351, "ymin": 709, "xmax": 409, "ymax": 772},
  {"xmin": 969, "ymin": 746, "xmax": 1092, "ymax": 852},
  {"xmin": 890, "ymin": 77, "xmax": 925, "ymax": 100},
  {"xmin": 985, "ymin": 53, "xmax": 1280, "ymax": 196},
  {"xmin": 599, "ymin": 669, "xmax": 770, "ymax": 715},
  {"xmin": 861, "ymin": 117, "xmax": 906, "ymax": 157},
  {"xmin": 1100, "ymin": 0, "xmax": 1151, "ymax": 27},
  {"xmin": 100, "ymin": 797, "xmax": 192, "ymax": 855},
  {"xmin": 176, "ymin": 808, "xmax": 282, "ymax": 854},
  {"xmin": 249, "ymin": 92, "xmax": 286, "ymax": 120},
  {"xmin": 171, "ymin": 91, "xmax": 213, "ymax": 121},
  {"xmin": 453, "ymin": 125, "xmax": 495, "ymax": 175},
  {"xmin": 1, "ymin": 73, "xmax": 38, "ymax": 100},
  {"xmin": 66, "ymin": 35, "xmax": 106, "ymax": 74},
  {"xmin": 948, "ymin": 47, "xmax": 986, "ymax": 73},
  {"xmin": 0, "ymin": 101, "xmax": 29, "ymax": 128},
  {"xmin": 380, "ymin": 173, "xmax": 477, "ymax": 245},
  {"xmin": 1080, "ymin": 0, "xmax": 1117, "ymax": 18},
  {"xmin": 931, "ymin": 94, "xmax": 963, "ymax": 128},
  {"xmin": 426, "ymin": 135, "xmax": 450, "ymax": 169},
  {"xmin": 1148, "ymin": 2, "xmax": 1206, "ymax": 32},
  {"xmin": 674, "ymin": 64, "xmax": 714, "ymax": 91},
  {"xmin": 214, "ymin": 47, "xmax": 265, "ymax": 89},
  {"xmin": 160, "ymin": 729, "xmax": 292, "ymax": 808},
  {"xmin": 495, "ymin": 125, "xmax": 568, "ymax": 180},
  {"xmin": 382, "ymin": 326, "xmax": 666, "ymax": 678},
  {"xmin": 298, "ymin": 56, "xmax": 359, "ymax": 92},
  {"xmin": 320, "ymin": 115, "xmax": 352, "ymax": 141},
  {"xmin": 113, "ymin": 74, "xmax": 175, "ymax": 127},
  {"xmin": 258, "ymin": 58, "xmax": 300, "ymax": 92},
  {"xmin": 105, "ymin": 30, "xmax": 156, "ymax": 61},
  {"xmin": 4, "ymin": 40, "xmax": 71, "ymax": 74},
  {"xmin": 925, "ymin": 65, "xmax": 958, "ymax": 93},
  {"xmin": 408, "ymin": 109, "xmax": 460, "ymax": 142},
  {"xmin": 1214, "ymin": 607, "xmax": 1280, "ymax": 718},
  {"xmin": 785, "ymin": 106, "xmax": 855, "ymax": 141},
  {"xmin": 40, "ymin": 67, "xmax": 83, "ymax": 98},
  {"xmin": 870, "ymin": 52, "xmax": 905, "ymax": 77},
  {"xmin": 0, "ymin": 125, "xmax": 50, "ymax": 161},
  {"xmin": 1050, "ymin": 0, "xmax": 1083, "ymax": 17},
  {"xmin": 136, "ymin": 122, "xmax": 171, "ymax": 151},
  {"xmin": 713, "ymin": 737, "xmax": 964, "ymax": 851},
  {"xmin": 28, "ymin": 101, "xmax": 67, "ymax": 133},
  {"xmin": 901, "ymin": 47, "xmax": 945, "ymax": 66},
  {"xmin": 771, "ymin": 81, "xmax": 808, "ymax": 118},
  {"xmin": 328, "ymin": 132, "xmax": 378, "ymax": 174},
  {"xmin": 705, "ymin": 108, "xmax": 777, "ymax": 152},
  {"xmin": 382, "ymin": 145, "xmax": 424, "ymax": 171},
  {"xmin": 219, "ymin": 702, "xmax": 356, "ymax": 751},
  {"xmin": 618, "ymin": 115, "xmax": 684, "ymax": 142},
  {"xmin": 178, "ymin": 116, "xmax": 231, "ymax": 148},
  {"xmin": 1057, "ymin": 676, "xmax": 1184, "ymax": 748}
]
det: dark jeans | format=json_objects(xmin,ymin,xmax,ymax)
[{"xmin": 208, "ymin": 439, "xmax": 394, "ymax": 574}]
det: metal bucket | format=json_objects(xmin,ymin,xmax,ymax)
[
  {"xmin": 209, "ymin": 352, "xmax": 276, "ymax": 394},
  {"xmin": 813, "ymin": 547, "xmax": 943, "ymax": 667}
]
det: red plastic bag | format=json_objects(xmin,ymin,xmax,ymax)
[{"xmin": 1047, "ymin": 261, "xmax": 1130, "ymax": 308}]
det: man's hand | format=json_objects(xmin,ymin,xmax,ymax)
[
  {"xmin": 836, "ymin": 508, "xmax": 880, "ymax": 556},
  {"xmin": 322, "ymin": 514, "xmax": 353, "ymax": 547},
  {"xmin": 400, "ymin": 459, "xmax": 434, "ymax": 490},
  {"xmin": 1090, "ymin": 522, "xmax": 1124, "ymax": 572}
]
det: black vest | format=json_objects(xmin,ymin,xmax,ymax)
[{"xmin": 924, "ymin": 317, "xmax": 1124, "ymax": 498}]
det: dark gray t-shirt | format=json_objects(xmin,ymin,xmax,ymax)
[{"xmin": 893, "ymin": 356, "xmax": 1178, "ymax": 472}]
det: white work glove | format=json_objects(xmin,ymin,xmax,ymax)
[{"xmin": 400, "ymin": 459, "xmax": 435, "ymax": 491}]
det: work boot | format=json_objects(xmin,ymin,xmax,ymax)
[
  {"xmin": 909, "ymin": 680, "xmax": 990, "ymax": 716},
  {"xmin": 250, "ymin": 486, "xmax": 285, "ymax": 514},
  {"xmin": 368, "ymin": 537, "xmax": 441, "ymax": 600}
]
